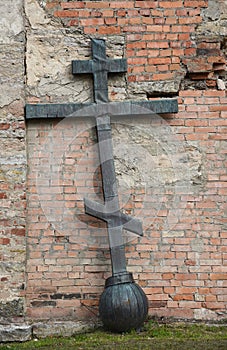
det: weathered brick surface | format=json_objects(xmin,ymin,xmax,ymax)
[
  {"xmin": 0, "ymin": 0, "xmax": 26, "ymax": 321},
  {"xmin": 39, "ymin": 0, "xmax": 226, "ymax": 93},
  {"xmin": 1, "ymin": 0, "xmax": 227, "ymax": 327},
  {"xmin": 24, "ymin": 0, "xmax": 226, "ymax": 323},
  {"xmin": 26, "ymin": 90, "xmax": 227, "ymax": 321}
]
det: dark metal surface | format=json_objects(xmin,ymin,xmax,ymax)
[
  {"xmin": 84, "ymin": 198, "xmax": 143, "ymax": 236},
  {"xmin": 87, "ymin": 114, "xmax": 148, "ymax": 332},
  {"xmin": 25, "ymin": 99, "xmax": 178, "ymax": 119},
  {"xmin": 72, "ymin": 39, "xmax": 127, "ymax": 103},
  {"xmin": 99, "ymin": 277, "xmax": 148, "ymax": 333},
  {"xmin": 104, "ymin": 272, "xmax": 134, "ymax": 287},
  {"xmin": 84, "ymin": 115, "xmax": 142, "ymax": 276}
]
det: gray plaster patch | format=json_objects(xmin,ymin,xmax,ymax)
[
  {"xmin": 26, "ymin": 31, "xmax": 127, "ymax": 103},
  {"xmin": 0, "ymin": 325, "xmax": 32, "ymax": 342},
  {"xmin": 33, "ymin": 321, "xmax": 98, "ymax": 338},
  {"xmin": 0, "ymin": 45, "xmax": 25, "ymax": 107},
  {"xmin": 0, "ymin": 299, "xmax": 24, "ymax": 318},
  {"xmin": 0, "ymin": 0, "xmax": 24, "ymax": 44}
]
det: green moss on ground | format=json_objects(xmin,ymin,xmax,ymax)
[{"xmin": 1, "ymin": 321, "xmax": 227, "ymax": 350}]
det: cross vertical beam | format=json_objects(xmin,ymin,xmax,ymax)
[
  {"xmin": 96, "ymin": 115, "xmax": 127, "ymax": 275},
  {"xmin": 84, "ymin": 115, "xmax": 142, "ymax": 275}
]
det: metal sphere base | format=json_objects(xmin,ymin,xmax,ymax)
[{"xmin": 99, "ymin": 272, "xmax": 148, "ymax": 333}]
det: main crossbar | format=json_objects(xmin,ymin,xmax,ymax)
[{"xmin": 25, "ymin": 99, "xmax": 178, "ymax": 119}]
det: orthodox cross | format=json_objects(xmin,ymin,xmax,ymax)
[{"xmin": 26, "ymin": 39, "xmax": 178, "ymax": 279}]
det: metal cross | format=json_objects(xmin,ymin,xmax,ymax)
[
  {"xmin": 73, "ymin": 39, "xmax": 142, "ymax": 275},
  {"xmin": 26, "ymin": 39, "xmax": 178, "ymax": 277}
]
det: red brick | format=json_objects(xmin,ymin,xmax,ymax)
[
  {"xmin": 176, "ymin": 274, "xmax": 197, "ymax": 281},
  {"xmin": 0, "ymin": 238, "xmax": 10, "ymax": 245},
  {"xmin": 128, "ymin": 57, "xmax": 147, "ymax": 65},
  {"xmin": 147, "ymin": 41, "xmax": 169, "ymax": 49},
  {"xmin": 117, "ymin": 18, "xmax": 128, "ymax": 25},
  {"xmin": 129, "ymin": 17, "xmax": 141, "ymax": 25},
  {"xmin": 162, "ymin": 273, "xmax": 174, "ymax": 280},
  {"xmin": 80, "ymin": 18, "xmax": 104, "ymax": 26},
  {"xmin": 204, "ymin": 302, "xmax": 226, "ymax": 309},
  {"xmin": 179, "ymin": 91, "xmax": 203, "ymax": 97},
  {"xmin": 185, "ymin": 260, "xmax": 196, "ymax": 266},
  {"xmin": 149, "ymin": 301, "xmax": 168, "ymax": 308},
  {"xmin": 179, "ymin": 16, "xmax": 202, "ymax": 24},
  {"xmin": 0, "ymin": 123, "xmax": 10, "ymax": 130},
  {"xmin": 46, "ymin": 2, "xmax": 59, "ymax": 9},
  {"xmin": 178, "ymin": 301, "xmax": 202, "ymax": 308},
  {"xmin": 144, "ymin": 287, "xmax": 163, "ymax": 294},
  {"xmin": 84, "ymin": 27, "xmax": 96, "ymax": 34},
  {"xmin": 98, "ymin": 26, "xmax": 121, "ymax": 34},
  {"xmin": 210, "ymin": 274, "xmax": 227, "ymax": 280},
  {"xmin": 123, "ymin": 25, "xmax": 146, "ymax": 33},
  {"xmin": 86, "ymin": 1, "xmax": 110, "ymax": 8},
  {"xmin": 195, "ymin": 127, "xmax": 217, "ymax": 133},
  {"xmin": 54, "ymin": 10, "xmax": 79, "ymax": 17},
  {"xmin": 160, "ymin": 49, "xmax": 172, "ymax": 57},
  {"xmin": 127, "ymin": 41, "xmax": 146, "ymax": 49},
  {"xmin": 184, "ymin": 0, "xmax": 208, "ymax": 7},
  {"xmin": 104, "ymin": 17, "xmax": 117, "ymax": 25},
  {"xmin": 209, "ymin": 133, "xmax": 227, "ymax": 140},
  {"xmin": 160, "ymin": 1, "xmax": 183, "ymax": 8},
  {"xmin": 173, "ymin": 294, "xmax": 194, "ymax": 301},
  {"xmin": 148, "ymin": 57, "xmax": 171, "ymax": 65},
  {"xmin": 158, "ymin": 64, "xmax": 169, "ymax": 71},
  {"xmin": 11, "ymin": 228, "xmax": 26, "ymax": 236},
  {"xmin": 210, "ymin": 105, "xmax": 227, "ymax": 112},
  {"xmin": 102, "ymin": 9, "xmax": 114, "ymax": 16},
  {"xmin": 111, "ymin": 1, "xmax": 134, "ymax": 8},
  {"xmin": 152, "ymin": 72, "xmax": 174, "ymax": 80},
  {"xmin": 135, "ymin": 1, "xmax": 157, "ymax": 8},
  {"xmin": 61, "ymin": 2, "xmax": 85, "ymax": 9},
  {"xmin": 142, "ymin": 17, "xmax": 154, "ymax": 25},
  {"xmin": 172, "ymin": 48, "xmax": 184, "ymax": 56},
  {"xmin": 117, "ymin": 10, "xmax": 127, "ymax": 16},
  {"xmin": 172, "ymin": 25, "xmax": 195, "ymax": 33},
  {"xmin": 189, "ymin": 9, "xmax": 201, "ymax": 16},
  {"xmin": 166, "ymin": 17, "xmax": 177, "ymax": 25}
]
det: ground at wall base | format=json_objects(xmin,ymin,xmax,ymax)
[
  {"xmin": 0, "ymin": 318, "xmax": 227, "ymax": 343},
  {"xmin": 0, "ymin": 320, "xmax": 227, "ymax": 349}
]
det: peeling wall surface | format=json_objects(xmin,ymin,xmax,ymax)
[
  {"xmin": 0, "ymin": 0, "xmax": 227, "ymax": 335},
  {"xmin": 0, "ymin": 0, "xmax": 27, "ymax": 324}
]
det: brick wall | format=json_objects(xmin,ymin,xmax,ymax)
[
  {"xmin": 26, "ymin": 90, "xmax": 227, "ymax": 321},
  {"xmin": 50, "ymin": 0, "xmax": 200, "ymax": 86},
  {"xmin": 4, "ymin": 0, "xmax": 223, "ymax": 323},
  {"xmin": 43, "ymin": 0, "xmax": 226, "ymax": 90},
  {"xmin": 24, "ymin": 0, "xmax": 227, "ymax": 322}
]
